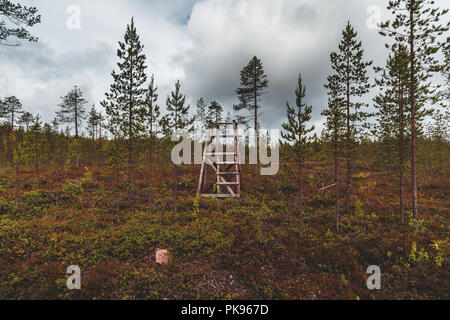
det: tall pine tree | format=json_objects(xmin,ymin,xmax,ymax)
[
  {"xmin": 234, "ymin": 56, "xmax": 269, "ymax": 153},
  {"xmin": 165, "ymin": 80, "xmax": 193, "ymax": 213},
  {"xmin": 328, "ymin": 21, "xmax": 372, "ymax": 213},
  {"xmin": 322, "ymin": 74, "xmax": 346, "ymax": 232},
  {"xmin": 374, "ymin": 43, "xmax": 411, "ymax": 223},
  {"xmin": 102, "ymin": 17, "xmax": 148, "ymax": 190},
  {"xmin": 145, "ymin": 74, "xmax": 160, "ymax": 212},
  {"xmin": 379, "ymin": 0, "xmax": 449, "ymax": 219}
]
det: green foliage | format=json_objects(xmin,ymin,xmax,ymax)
[
  {"xmin": 192, "ymin": 197, "xmax": 200, "ymax": 217},
  {"xmin": 62, "ymin": 182, "xmax": 83, "ymax": 197},
  {"xmin": 0, "ymin": 0, "xmax": 41, "ymax": 46},
  {"xmin": 406, "ymin": 211, "xmax": 425, "ymax": 233},
  {"xmin": 19, "ymin": 190, "xmax": 54, "ymax": 207},
  {"xmin": 281, "ymin": 74, "xmax": 315, "ymax": 147},
  {"xmin": 0, "ymin": 198, "xmax": 14, "ymax": 215}
]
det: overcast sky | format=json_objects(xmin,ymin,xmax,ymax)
[{"xmin": 0, "ymin": 0, "xmax": 448, "ymax": 134}]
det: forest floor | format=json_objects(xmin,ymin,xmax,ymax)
[{"xmin": 0, "ymin": 158, "xmax": 449, "ymax": 299}]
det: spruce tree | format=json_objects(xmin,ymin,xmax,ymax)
[
  {"xmin": 281, "ymin": 74, "xmax": 314, "ymax": 224},
  {"xmin": 322, "ymin": 74, "xmax": 346, "ymax": 232},
  {"xmin": 379, "ymin": 0, "xmax": 449, "ymax": 219},
  {"xmin": 328, "ymin": 21, "xmax": 372, "ymax": 213},
  {"xmin": 56, "ymin": 85, "xmax": 87, "ymax": 138},
  {"xmin": 0, "ymin": 0, "xmax": 41, "ymax": 46},
  {"xmin": 234, "ymin": 56, "xmax": 269, "ymax": 153},
  {"xmin": 102, "ymin": 17, "xmax": 148, "ymax": 190}
]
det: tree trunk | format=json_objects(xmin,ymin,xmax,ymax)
[
  {"xmin": 345, "ymin": 59, "xmax": 351, "ymax": 213},
  {"xmin": 399, "ymin": 79, "xmax": 405, "ymax": 224},
  {"xmin": 409, "ymin": 5, "xmax": 418, "ymax": 220},
  {"xmin": 149, "ymin": 121, "xmax": 153, "ymax": 213},
  {"xmin": 75, "ymin": 89, "xmax": 78, "ymax": 138},
  {"xmin": 173, "ymin": 112, "xmax": 178, "ymax": 213},
  {"xmin": 334, "ymin": 135, "xmax": 340, "ymax": 232},
  {"xmin": 254, "ymin": 81, "xmax": 258, "ymax": 161}
]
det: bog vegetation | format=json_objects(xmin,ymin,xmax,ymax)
[{"xmin": 0, "ymin": 0, "xmax": 449, "ymax": 299}]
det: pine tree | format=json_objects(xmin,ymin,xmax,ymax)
[
  {"xmin": 234, "ymin": 56, "xmax": 269, "ymax": 154},
  {"xmin": 0, "ymin": 98, "xmax": 5, "ymax": 119},
  {"xmin": 146, "ymin": 74, "xmax": 160, "ymax": 141},
  {"xmin": 281, "ymin": 74, "xmax": 314, "ymax": 224},
  {"xmin": 165, "ymin": 80, "xmax": 193, "ymax": 133},
  {"xmin": 374, "ymin": 44, "xmax": 411, "ymax": 223},
  {"xmin": 145, "ymin": 74, "xmax": 160, "ymax": 212},
  {"xmin": 0, "ymin": 0, "xmax": 41, "ymax": 46},
  {"xmin": 165, "ymin": 80, "xmax": 193, "ymax": 213},
  {"xmin": 379, "ymin": 0, "xmax": 449, "ymax": 220},
  {"xmin": 102, "ymin": 17, "xmax": 148, "ymax": 191},
  {"xmin": 24, "ymin": 114, "xmax": 42, "ymax": 181},
  {"xmin": 2, "ymin": 96, "xmax": 23, "ymax": 133},
  {"xmin": 444, "ymin": 43, "xmax": 450, "ymax": 103},
  {"xmin": 195, "ymin": 97, "xmax": 208, "ymax": 135},
  {"xmin": 56, "ymin": 85, "xmax": 87, "ymax": 138},
  {"xmin": 224, "ymin": 111, "xmax": 232, "ymax": 124},
  {"xmin": 19, "ymin": 112, "xmax": 33, "ymax": 131},
  {"xmin": 328, "ymin": 21, "xmax": 372, "ymax": 213},
  {"xmin": 208, "ymin": 100, "xmax": 223, "ymax": 125},
  {"xmin": 87, "ymin": 105, "xmax": 100, "ymax": 140},
  {"xmin": 86, "ymin": 104, "xmax": 101, "ymax": 165},
  {"xmin": 322, "ymin": 74, "xmax": 346, "ymax": 232},
  {"xmin": 159, "ymin": 115, "xmax": 172, "ymax": 138},
  {"xmin": 1, "ymin": 96, "xmax": 23, "ymax": 163},
  {"xmin": 426, "ymin": 110, "xmax": 449, "ymax": 173}
]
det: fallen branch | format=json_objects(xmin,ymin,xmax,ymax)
[{"xmin": 318, "ymin": 183, "xmax": 336, "ymax": 191}]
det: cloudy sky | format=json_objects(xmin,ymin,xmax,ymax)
[{"xmin": 0, "ymin": 0, "xmax": 448, "ymax": 134}]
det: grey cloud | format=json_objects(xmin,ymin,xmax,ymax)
[{"xmin": 1, "ymin": 0, "xmax": 448, "ymax": 133}]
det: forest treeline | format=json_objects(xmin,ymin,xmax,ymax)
[{"xmin": 0, "ymin": 0, "xmax": 449, "ymax": 231}]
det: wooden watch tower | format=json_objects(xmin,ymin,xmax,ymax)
[{"xmin": 197, "ymin": 121, "xmax": 241, "ymax": 198}]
